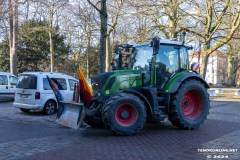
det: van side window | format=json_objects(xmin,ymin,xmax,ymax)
[
  {"xmin": 43, "ymin": 78, "xmax": 67, "ymax": 90},
  {"xmin": 0, "ymin": 75, "xmax": 8, "ymax": 85},
  {"xmin": 69, "ymin": 79, "xmax": 78, "ymax": 90},
  {"xmin": 10, "ymin": 76, "xmax": 18, "ymax": 85}
]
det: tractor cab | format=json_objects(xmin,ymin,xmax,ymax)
[{"xmin": 112, "ymin": 39, "xmax": 192, "ymax": 89}]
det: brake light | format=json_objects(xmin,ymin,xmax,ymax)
[{"xmin": 35, "ymin": 92, "xmax": 40, "ymax": 99}]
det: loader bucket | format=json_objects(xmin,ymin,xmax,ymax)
[{"xmin": 56, "ymin": 101, "xmax": 86, "ymax": 129}]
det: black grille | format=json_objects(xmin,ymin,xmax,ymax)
[{"xmin": 91, "ymin": 72, "xmax": 114, "ymax": 91}]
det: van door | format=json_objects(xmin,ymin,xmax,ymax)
[
  {"xmin": 43, "ymin": 77, "xmax": 71, "ymax": 101},
  {"xmin": 0, "ymin": 75, "xmax": 9, "ymax": 99},
  {"xmin": 15, "ymin": 74, "xmax": 37, "ymax": 105},
  {"xmin": 9, "ymin": 76, "xmax": 18, "ymax": 93}
]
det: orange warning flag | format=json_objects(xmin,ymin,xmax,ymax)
[{"xmin": 78, "ymin": 68, "xmax": 92, "ymax": 107}]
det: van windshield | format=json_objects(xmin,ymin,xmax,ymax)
[{"xmin": 17, "ymin": 75, "xmax": 37, "ymax": 89}]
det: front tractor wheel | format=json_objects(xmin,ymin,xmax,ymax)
[
  {"xmin": 102, "ymin": 93, "xmax": 146, "ymax": 135},
  {"xmin": 168, "ymin": 80, "xmax": 210, "ymax": 129}
]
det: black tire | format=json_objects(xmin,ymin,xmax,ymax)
[
  {"xmin": 102, "ymin": 93, "xmax": 146, "ymax": 135},
  {"xmin": 168, "ymin": 79, "xmax": 210, "ymax": 129},
  {"xmin": 43, "ymin": 100, "xmax": 57, "ymax": 115},
  {"xmin": 20, "ymin": 108, "xmax": 30, "ymax": 113},
  {"xmin": 85, "ymin": 115, "xmax": 105, "ymax": 128}
]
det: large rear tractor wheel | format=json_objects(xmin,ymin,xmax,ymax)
[
  {"xmin": 168, "ymin": 80, "xmax": 210, "ymax": 129},
  {"xmin": 102, "ymin": 93, "xmax": 146, "ymax": 135}
]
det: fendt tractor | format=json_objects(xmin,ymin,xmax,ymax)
[{"xmin": 51, "ymin": 31, "xmax": 210, "ymax": 135}]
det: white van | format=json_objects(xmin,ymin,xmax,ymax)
[
  {"xmin": 13, "ymin": 72, "xmax": 78, "ymax": 115},
  {"xmin": 0, "ymin": 71, "xmax": 18, "ymax": 100}
]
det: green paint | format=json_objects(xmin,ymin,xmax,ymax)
[
  {"xmin": 99, "ymin": 70, "xmax": 142, "ymax": 96},
  {"xmin": 162, "ymin": 71, "xmax": 203, "ymax": 93}
]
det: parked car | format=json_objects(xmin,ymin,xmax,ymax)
[
  {"xmin": 13, "ymin": 72, "xmax": 78, "ymax": 115},
  {"xmin": 0, "ymin": 71, "xmax": 18, "ymax": 100}
]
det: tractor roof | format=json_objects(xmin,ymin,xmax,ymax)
[{"xmin": 133, "ymin": 39, "xmax": 192, "ymax": 49}]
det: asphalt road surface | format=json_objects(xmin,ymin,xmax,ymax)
[{"xmin": 0, "ymin": 100, "xmax": 240, "ymax": 160}]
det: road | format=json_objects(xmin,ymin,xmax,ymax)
[{"xmin": 0, "ymin": 100, "xmax": 239, "ymax": 160}]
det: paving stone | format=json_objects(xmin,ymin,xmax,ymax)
[{"xmin": 1, "ymin": 101, "xmax": 240, "ymax": 160}]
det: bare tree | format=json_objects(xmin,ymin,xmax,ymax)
[
  {"xmin": 226, "ymin": 35, "xmax": 240, "ymax": 86},
  {"xmin": 87, "ymin": 0, "xmax": 107, "ymax": 73},
  {"xmin": 183, "ymin": 0, "xmax": 240, "ymax": 78},
  {"xmin": 132, "ymin": 0, "xmax": 184, "ymax": 39},
  {"xmin": 105, "ymin": 0, "xmax": 124, "ymax": 71}
]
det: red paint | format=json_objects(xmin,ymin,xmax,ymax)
[
  {"xmin": 115, "ymin": 103, "xmax": 138, "ymax": 127},
  {"xmin": 181, "ymin": 90, "xmax": 203, "ymax": 120}
]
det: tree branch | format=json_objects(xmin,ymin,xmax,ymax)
[{"xmin": 87, "ymin": 0, "xmax": 102, "ymax": 14}]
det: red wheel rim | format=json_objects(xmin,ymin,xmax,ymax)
[
  {"xmin": 115, "ymin": 103, "xmax": 138, "ymax": 127},
  {"xmin": 181, "ymin": 90, "xmax": 203, "ymax": 120}
]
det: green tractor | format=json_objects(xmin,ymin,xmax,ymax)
[{"xmin": 54, "ymin": 36, "xmax": 210, "ymax": 135}]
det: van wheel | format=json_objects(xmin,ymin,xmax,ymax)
[
  {"xmin": 44, "ymin": 100, "xmax": 57, "ymax": 115},
  {"xmin": 20, "ymin": 108, "xmax": 30, "ymax": 113}
]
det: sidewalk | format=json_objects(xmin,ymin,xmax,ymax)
[{"xmin": 209, "ymin": 88, "xmax": 240, "ymax": 102}]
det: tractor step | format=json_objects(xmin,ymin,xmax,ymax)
[{"xmin": 157, "ymin": 96, "xmax": 166, "ymax": 107}]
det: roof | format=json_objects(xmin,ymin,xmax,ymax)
[
  {"xmin": 20, "ymin": 72, "xmax": 77, "ymax": 80},
  {"xmin": 132, "ymin": 39, "xmax": 192, "ymax": 48},
  {"xmin": 160, "ymin": 39, "xmax": 192, "ymax": 48},
  {"xmin": 0, "ymin": 71, "xmax": 16, "ymax": 76},
  {"xmin": 21, "ymin": 72, "xmax": 65, "ymax": 75}
]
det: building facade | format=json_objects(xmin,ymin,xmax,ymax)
[{"xmin": 189, "ymin": 51, "xmax": 228, "ymax": 86}]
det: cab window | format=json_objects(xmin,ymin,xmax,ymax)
[
  {"xmin": 156, "ymin": 45, "xmax": 179, "ymax": 74},
  {"xmin": 180, "ymin": 47, "xmax": 189, "ymax": 69}
]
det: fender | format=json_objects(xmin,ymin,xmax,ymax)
[
  {"xmin": 123, "ymin": 89, "xmax": 153, "ymax": 114},
  {"xmin": 163, "ymin": 71, "xmax": 210, "ymax": 94}
]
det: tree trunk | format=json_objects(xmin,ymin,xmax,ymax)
[
  {"xmin": 227, "ymin": 53, "xmax": 235, "ymax": 86},
  {"xmin": 8, "ymin": 0, "xmax": 13, "ymax": 50},
  {"xmin": 200, "ymin": 41, "xmax": 212, "ymax": 79},
  {"xmin": 99, "ymin": 0, "xmax": 107, "ymax": 73},
  {"xmin": 8, "ymin": 0, "xmax": 18, "ymax": 75},
  {"xmin": 105, "ymin": 34, "xmax": 111, "ymax": 72},
  {"xmin": 87, "ymin": 33, "xmax": 91, "ymax": 78},
  {"xmin": 49, "ymin": 5, "xmax": 54, "ymax": 72},
  {"xmin": 200, "ymin": 56, "xmax": 208, "ymax": 79},
  {"xmin": 200, "ymin": 49, "xmax": 210, "ymax": 79}
]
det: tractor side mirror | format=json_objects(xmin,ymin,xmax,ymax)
[
  {"xmin": 114, "ymin": 45, "xmax": 122, "ymax": 69},
  {"xmin": 151, "ymin": 37, "xmax": 160, "ymax": 55}
]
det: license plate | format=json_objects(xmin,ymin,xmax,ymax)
[{"xmin": 20, "ymin": 94, "xmax": 28, "ymax": 98}]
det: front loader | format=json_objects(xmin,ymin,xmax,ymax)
[{"xmin": 48, "ymin": 31, "xmax": 210, "ymax": 135}]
